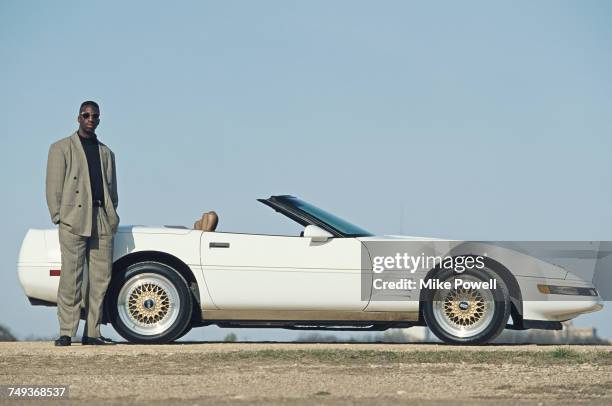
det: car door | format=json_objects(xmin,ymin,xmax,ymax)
[{"xmin": 200, "ymin": 232, "xmax": 368, "ymax": 311}]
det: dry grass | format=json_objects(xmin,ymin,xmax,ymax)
[{"xmin": 199, "ymin": 347, "xmax": 612, "ymax": 366}]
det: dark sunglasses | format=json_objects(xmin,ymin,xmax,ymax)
[{"xmin": 80, "ymin": 112, "xmax": 100, "ymax": 120}]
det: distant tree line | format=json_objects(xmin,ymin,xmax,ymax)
[{"xmin": 0, "ymin": 324, "xmax": 17, "ymax": 341}]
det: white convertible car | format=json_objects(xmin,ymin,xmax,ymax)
[{"xmin": 18, "ymin": 195, "xmax": 603, "ymax": 344}]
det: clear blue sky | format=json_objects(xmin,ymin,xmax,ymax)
[{"xmin": 1, "ymin": 1, "xmax": 611, "ymax": 341}]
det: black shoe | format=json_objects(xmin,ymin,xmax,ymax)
[
  {"xmin": 54, "ymin": 336, "xmax": 71, "ymax": 346},
  {"xmin": 82, "ymin": 335, "xmax": 115, "ymax": 345}
]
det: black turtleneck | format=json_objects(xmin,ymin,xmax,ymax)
[{"xmin": 79, "ymin": 134, "xmax": 105, "ymax": 206}]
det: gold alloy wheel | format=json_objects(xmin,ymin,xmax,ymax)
[
  {"xmin": 443, "ymin": 287, "xmax": 486, "ymax": 327},
  {"xmin": 432, "ymin": 275, "xmax": 495, "ymax": 338},
  {"xmin": 127, "ymin": 282, "xmax": 171, "ymax": 325},
  {"xmin": 117, "ymin": 273, "xmax": 181, "ymax": 336}
]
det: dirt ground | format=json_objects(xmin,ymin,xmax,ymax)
[{"xmin": 0, "ymin": 342, "xmax": 610, "ymax": 405}]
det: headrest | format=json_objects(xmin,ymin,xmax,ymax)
[{"xmin": 194, "ymin": 211, "xmax": 219, "ymax": 232}]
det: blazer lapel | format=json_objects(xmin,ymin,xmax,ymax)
[
  {"xmin": 97, "ymin": 142, "xmax": 113, "ymax": 208},
  {"xmin": 70, "ymin": 132, "xmax": 91, "ymax": 198}
]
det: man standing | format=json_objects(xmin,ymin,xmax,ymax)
[{"xmin": 45, "ymin": 101, "xmax": 120, "ymax": 346}]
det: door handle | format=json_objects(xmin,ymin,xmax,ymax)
[{"xmin": 209, "ymin": 242, "xmax": 230, "ymax": 248}]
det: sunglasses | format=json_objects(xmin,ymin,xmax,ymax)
[{"xmin": 80, "ymin": 112, "xmax": 100, "ymax": 120}]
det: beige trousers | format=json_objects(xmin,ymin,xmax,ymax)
[{"xmin": 57, "ymin": 206, "xmax": 114, "ymax": 338}]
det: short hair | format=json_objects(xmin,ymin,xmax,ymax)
[{"xmin": 79, "ymin": 100, "xmax": 100, "ymax": 112}]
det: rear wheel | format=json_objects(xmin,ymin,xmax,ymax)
[
  {"xmin": 423, "ymin": 268, "xmax": 510, "ymax": 344},
  {"xmin": 108, "ymin": 261, "xmax": 193, "ymax": 344}
]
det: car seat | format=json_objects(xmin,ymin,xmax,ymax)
[{"xmin": 193, "ymin": 211, "xmax": 219, "ymax": 231}]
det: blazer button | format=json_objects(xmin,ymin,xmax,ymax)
[
  {"xmin": 76, "ymin": 190, "xmax": 79, "ymax": 194},
  {"xmin": 78, "ymin": 204, "xmax": 82, "ymax": 208},
  {"xmin": 74, "ymin": 176, "xmax": 77, "ymax": 180}
]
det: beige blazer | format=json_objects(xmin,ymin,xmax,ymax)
[{"xmin": 45, "ymin": 132, "xmax": 119, "ymax": 237}]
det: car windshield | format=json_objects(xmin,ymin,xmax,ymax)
[{"xmin": 279, "ymin": 196, "xmax": 373, "ymax": 237}]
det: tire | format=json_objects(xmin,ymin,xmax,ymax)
[
  {"xmin": 107, "ymin": 261, "xmax": 193, "ymax": 344},
  {"xmin": 174, "ymin": 286, "xmax": 206, "ymax": 341},
  {"xmin": 422, "ymin": 267, "xmax": 510, "ymax": 344}
]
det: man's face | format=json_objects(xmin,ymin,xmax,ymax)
[{"xmin": 78, "ymin": 105, "xmax": 100, "ymax": 134}]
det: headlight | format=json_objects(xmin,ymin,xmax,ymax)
[{"xmin": 537, "ymin": 284, "xmax": 598, "ymax": 296}]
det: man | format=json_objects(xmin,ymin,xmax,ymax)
[{"xmin": 45, "ymin": 101, "xmax": 120, "ymax": 346}]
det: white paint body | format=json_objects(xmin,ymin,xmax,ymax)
[{"xmin": 17, "ymin": 224, "xmax": 603, "ymax": 326}]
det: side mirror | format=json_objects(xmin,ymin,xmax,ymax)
[{"xmin": 303, "ymin": 225, "xmax": 333, "ymax": 242}]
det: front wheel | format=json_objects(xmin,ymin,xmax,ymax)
[
  {"xmin": 107, "ymin": 261, "xmax": 193, "ymax": 344},
  {"xmin": 422, "ymin": 268, "xmax": 510, "ymax": 344}
]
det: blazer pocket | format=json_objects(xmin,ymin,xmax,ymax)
[{"xmin": 59, "ymin": 205, "xmax": 73, "ymax": 228}]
